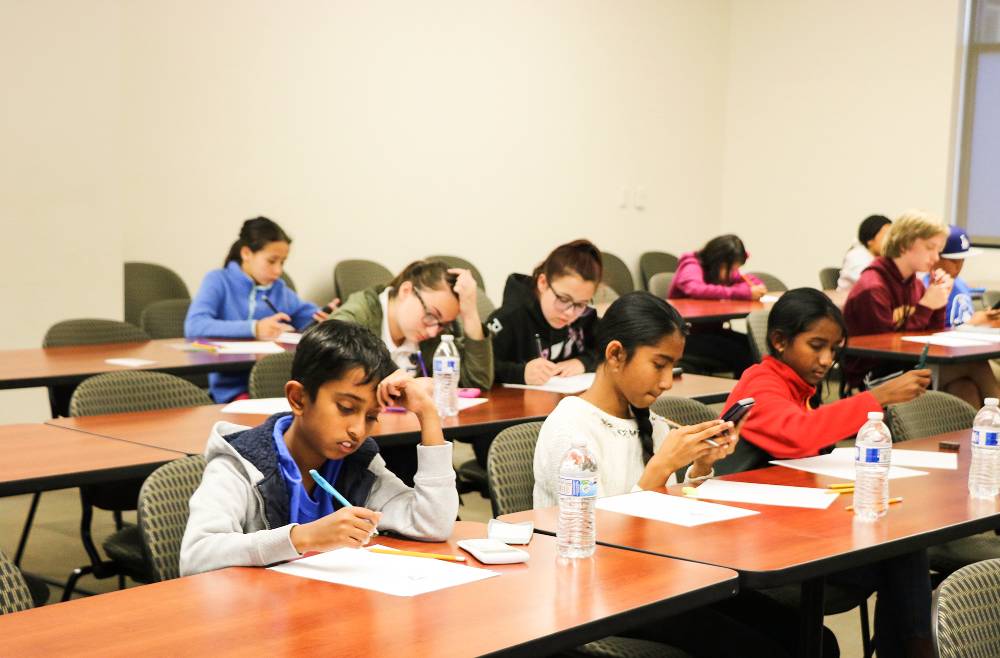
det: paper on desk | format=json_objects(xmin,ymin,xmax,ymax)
[
  {"xmin": 935, "ymin": 330, "xmax": 1000, "ymax": 344},
  {"xmin": 688, "ymin": 479, "xmax": 839, "ymax": 509},
  {"xmin": 760, "ymin": 294, "xmax": 782, "ymax": 303},
  {"xmin": 269, "ymin": 545, "xmax": 499, "ymax": 596},
  {"xmin": 458, "ymin": 398, "xmax": 488, "ymax": 411},
  {"xmin": 770, "ymin": 452, "xmax": 928, "ymax": 480},
  {"xmin": 276, "ymin": 332, "xmax": 302, "ymax": 344},
  {"xmin": 104, "ymin": 358, "xmax": 156, "ymax": 368},
  {"xmin": 829, "ymin": 447, "xmax": 957, "ymax": 470},
  {"xmin": 901, "ymin": 335, "xmax": 992, "ymax": 348},
  {"xmin": 502, "ymin": 373, "xmax": 595, "ymax": 394},
  {"xmin": 595, "ymin": 490, "xmax": 758, "ymax": 527},
  {"xmin": 209, "ymin": 341, "xmax": 286, "ymax": 354},
  {"xmin": 221, "ymin": 397, "xmax": 291, "ymax": 414}
]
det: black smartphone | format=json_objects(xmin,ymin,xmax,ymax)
[{"xmin": 721, "ymin": 397, "xmax": 756, "ymax": 425}]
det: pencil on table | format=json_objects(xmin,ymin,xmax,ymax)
[
  {"xmin": 846, "ymin": 497, "xmax": 903, "ymax": 512},
  {"xmin": 368, "ymin": 548, "xmax": 465, "ymax": 562}
]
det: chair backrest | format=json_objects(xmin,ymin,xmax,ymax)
[
  {"xmin": 0, "ymin": 549, "xmax": 32, "ymax": 615},
  {"xmin": 985, "ymin": 290, "xmax": 1000, "ymax": 310},
  {"xmin": 475, "ymin": 287, "xmax": 495, "ymax": 320},
  {"xmin": 936, "ymin": 558, "xmax": 1000, "ymax": 658},
  {"xmin": 885, "ymin": 391, "xmax": 976, "ymax": 442},
  {"xmin": 248, "ymin": 351, "xmax": 295, "ymax": 399},
  {"xmin": 70, "ymin": 371, "xmax": 213, "ymax": 417},
  {"xmin": 486, "ymin": 421, "xmax": 544, "ymax": 517},
  {"xmin": 600, "ymin": 251, "xmax": 635, "ymax": 296},
  {"xmin": 333, "ymin": 259, "xmax": 393, "ymax": 301},
  {"xmin": 746, "ymin": 271, "xmax": 788, "ymax": 292},
  {"xmin": 280, "ymin": 271, "xmax": 296, "ymax": 292},
  {"xmin": 746, "ymin": 309, "xmax": 770, "ymax": 362},
  {"xmin": 139, "ymin": 299, "xmax": 190, "ymax": 339},
  {"xmin": 124, "ymin": 262, "xmax": 190, "ymax": 327},
  {"xmin": 647, "ymin": 272, "xmax": 675, "ymax": 298},
  {"xmin": 650, "ymin": 396, "xmax": 717, "ymax": 426},
  {"xmin": 426, "ymin": 255, "xmax": 485, "ymax": 289},
  {"xmin": 639, "ymin": 251, "xmax": 679, "ymax": 289},
  {"xmin": 137, "ymin": 455, "xmax": 207, "ymax": 582},
  {"xmin": 818, "ymin": 267, "xmax": 840, "ymax": 290},
  {"xmin": 43, "ymin": 319, "xmax": 150, "ymax": 348}
]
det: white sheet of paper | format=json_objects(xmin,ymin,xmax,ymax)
[
  {"xmin": 104, "ymin": 358, "xmax": 156, "ymax": 368},
  {"xmin": 595, "ymin": 490, "xmax": 758, "ymax": 527},
  {"xmin": 901, "ymin": 335, "xmax": 992, "ymax": 348},
  {"xmin": 221, "ymin": 397, "xmax": 291, "ymax": 414},
  {"xmin": 269, "ymin": 545, "xmax": 499, "ymax": 596},
  {"xmin": 830, "ymin": 447, "xmax": 957, "ymax": 470},
  {"xmin": 760, "ymin": 294, "xmax": 782, "ymax": 303},
  {"xmin": 502, "ymin": 373, "xmax": 595, "ymax": 394},
  {"xmin": 487, "ymin": 519, "xmax": 534, "ymax": 544},
  {"xmin": 689, "ymin": 479, "xmax": 839, "ymax": 509},
  {"xmin": 209, "ymin": 341, "xmax": 286, "ymax": 354},
  {"xmin": 458, "ymin": 397, "xmax": 488, "ymax": 411},
  {"xmin": 935, "ymin": 330, "xmax": 1000, "ymax": 344},
  {"xmin": 276, "ymin": 332, "xmax": 302, "ymax": 344},
  {"xmin": 770, "ymin": 452, "xmax": 928, "ymax": 480}
]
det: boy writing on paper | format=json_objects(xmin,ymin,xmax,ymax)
[{"xmin": 180, "ymin": 320, "xmax": 458, "ymax": 576}]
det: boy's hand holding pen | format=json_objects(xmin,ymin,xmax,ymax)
[{"xmin": 288, "ymin": 469, "xmax": 382, "ymax": 554}]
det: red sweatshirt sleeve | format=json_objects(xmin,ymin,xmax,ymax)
[
  {"xmin": 729, "ymin": 378, "xmax": 883, "ymax": 459},
  {"xmin": 845, "ymin": 280, "xmax": 895, "ymax": 335}
]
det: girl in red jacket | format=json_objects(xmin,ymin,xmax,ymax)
[
  {"xmin": 843, "ymin": 211, "xmax": 998, "ymax": 407},
  {"xmin": 721, "ymin": 287, "xmax": 933, "ymax": 658},
  {"xmin": 667, "ymin": 234, "xmax": 766, "ymax": 377}
]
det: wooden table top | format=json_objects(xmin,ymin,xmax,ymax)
[
  {"xmin": 842, "ymin": 331, "xmax": 1000, "ymax": 364},
  {"xmin": 45, "ymin": 377, "xmax": 736, "ymax": 454},
  {"xmin": 502, "ymin": 431, "xmax": 998, "ymax": 588},
  {"xmin": 0, "ymin": 424, "xmax": 182, "ymax": 496},
  {"xmin": 668, "ymin": 290, "xmax": 847, "ymax": 323},
  {"xmin": 0, "ymin": 522, "xmax": 737, "ymax": 657},
  {"xmin": 0, "ymin": 339, "xmax": 284, "ymax": 390}
]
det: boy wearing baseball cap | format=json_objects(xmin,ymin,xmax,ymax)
[{"xmin": 926, "ymin": 226, "xmax": 999, "ymax": 328}]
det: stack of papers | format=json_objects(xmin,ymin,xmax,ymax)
[
  {"xmin": 687, "ymin": 479, "xmax": 839, "ymax": 509},
  {"xmin": 595, "ymin": 490, "xmax": 758, "ymax": 527},
  {"xmin": 502, "ymin": 373, "xmax": 595, "ymax": 394},
  {"xmin": 770, "ymin": 452, "xmax": 929, "ymax": 480},
  {"xmin": 269, "ymin": 545, "xmax": 499, "ymax": 596},
  {"xmin": 210, "ymin": 341, "xmax": 286, "ymax": 354}
]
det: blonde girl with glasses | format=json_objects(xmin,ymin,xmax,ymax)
[
  {"xmin": 487, "ymin": 239, "xmax": 603, "ymax": 386},
  {"xmin": 330, "ymin": 260, "xmax": 493, "ymax": 392}
]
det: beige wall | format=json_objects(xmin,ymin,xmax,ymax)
[
  {"xmin": 1, "ymin": 1, "xmax": 125, "ymax": 421},
  {"xmin": 718, "ymin": 0, "xmax": 997, "ymax": 290}
]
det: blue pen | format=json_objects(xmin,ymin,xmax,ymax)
[
  {"xmin": 415, "ymin": 352, "xmax": 429, "ymax": 377},
  {"xmin": 309, "ymin": 469, "xmax": 379, "ymax": 536}
]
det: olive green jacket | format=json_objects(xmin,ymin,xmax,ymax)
[{"xmin": 331, "ymin": 285, "xmax": 494, "ymax": 390}]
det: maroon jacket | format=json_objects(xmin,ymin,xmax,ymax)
[{"xmin": 842, "ymin": 257, "xmax": 945, "ymax": 386}]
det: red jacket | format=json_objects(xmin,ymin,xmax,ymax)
[
  {"xmin": 724, "ymin": 356, "xmax": 882, "ymax": 459},
  {"xmin": 842, "ymin": 257, "xmax": 945, "ymax": 385}
]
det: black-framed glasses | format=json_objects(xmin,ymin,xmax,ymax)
[
  {"xmin": 549, "ymin": 284, "xmax": 592, "ymax": 315},
  {"xmin": 412, "ymin": 288, "xmax": 453, "ymax": 330}
]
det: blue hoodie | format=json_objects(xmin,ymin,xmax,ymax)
[{"xmin": 185, "ymin": 261, "xmax": 318, "ymax": 401}]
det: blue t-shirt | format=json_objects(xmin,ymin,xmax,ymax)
[
  {"xmin": 272, "ymin": 414, "xmax": 344, "ymax": 524},
  {"xmin": 924, "ymin": 275, "xmax": 976, "ymax": 328}
]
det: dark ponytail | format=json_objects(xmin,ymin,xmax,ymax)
[
  {"xmin": 596, "ymin": 291, "xmax": 688, "ymax": 463},
  {"xmin": 531, "ymin": 239, "xmax": 603, "ymax": 293},
  {"xmin": 224, "ymin": 217, "xmax": 292, "ymax": 267},
  {"xmin": 696, "ymin": 234, "xmax": 748, "ymax": 285},
  {"xmin": 766, "ymin": 288, "xmax": 847, "ymax": 357},
  {"xmin": 387, "ymin": 260, "xmax": 458, "ymax": 299}
]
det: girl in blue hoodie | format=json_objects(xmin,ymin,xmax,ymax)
[{"xmin": 185, "ymin": 217, "xmax": 337, "ymax": 402}]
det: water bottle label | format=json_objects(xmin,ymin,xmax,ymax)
[
  {"xmin": 855, "ymin": 445, "xmax": 889, "ymax": 465},
  {"xmin": 973, "ymin": 429, "xmax": 999, "ymax": 447},
  {"xmin": 433, "ymin": 357, "xmax": 458, "ymax": 375},
  {"xmin": 559, "ymin": 476, "xmax": 597, "ymax": 498}
]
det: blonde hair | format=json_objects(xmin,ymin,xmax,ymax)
[{"xmin": 881, "ymin": 210, "xmax": 948, "ymax": 259}]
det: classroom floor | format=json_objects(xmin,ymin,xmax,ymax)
[{"xmin": 1, "ymin": 435, "xmax": 871, "ymax": 658}]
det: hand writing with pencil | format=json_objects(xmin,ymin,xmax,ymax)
[
  {"xmin": 255, "ymin": 313, "xmax": 294, "ymax": 339},
  {"xmin": 289, "ymin": 506, "xmax": 382, "ymax": 554}
]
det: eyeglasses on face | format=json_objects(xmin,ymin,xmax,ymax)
[{"xmin": 548, "ymin": 284, "xmax": 592, "ymax": 315}]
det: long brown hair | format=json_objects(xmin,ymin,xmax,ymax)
[
  {"xmin": 532, "ymin": 239, "xmax": 603, "ymax": 293},
  {"xmin": 387, "ymin": 260, "xmax": 458, "ymax": 299}
]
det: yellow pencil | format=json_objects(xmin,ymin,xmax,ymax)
[
  {"xmin": 188, "ymin": 341, "xmax": 219, "ymax": 352},
  {"xmin": 368, "ymin": 547, "xmax": 466, "ymax": 562},
  {"xmin": 846, "ymin": 497, "xmax": 903, "ymax": 512},
  {"xmin": 827, "ymin": 482, "xmax": 855, "ymax": 490}
]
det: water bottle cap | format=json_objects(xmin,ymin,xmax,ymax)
[
  {"xmin": 867, "ymin": 412, "xmax": 884, "ymax": 421},
  {"xmin": 986, "ymin": 398, "xmax": 999, "ymax": 407},
  {"xmin": 441, "ymin": 335, "xmax": 455, "ymax": 342}
]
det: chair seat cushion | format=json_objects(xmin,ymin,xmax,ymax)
[
  {"xmin": 102, "ymin": 525, "xmax": 152, "ymax": 583},
  {"xmin": 930, "ymin": 532, "xmax": 1000, "ymax": 576}
]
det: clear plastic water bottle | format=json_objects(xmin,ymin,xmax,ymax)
[
  {"xmin": 854, "ymin": 411, "xmax": 892, "ymax": 521},
  {"xmin": 969, "ymin": 398, "xmax": 1000, "ymax": 499},
  {"xmin": 432, "ymin": 335, "xmax": 460, "ymax": 417},
  {"xmin": 557, "ymin": 438, "xmax": 598, "ymax": 558}
]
